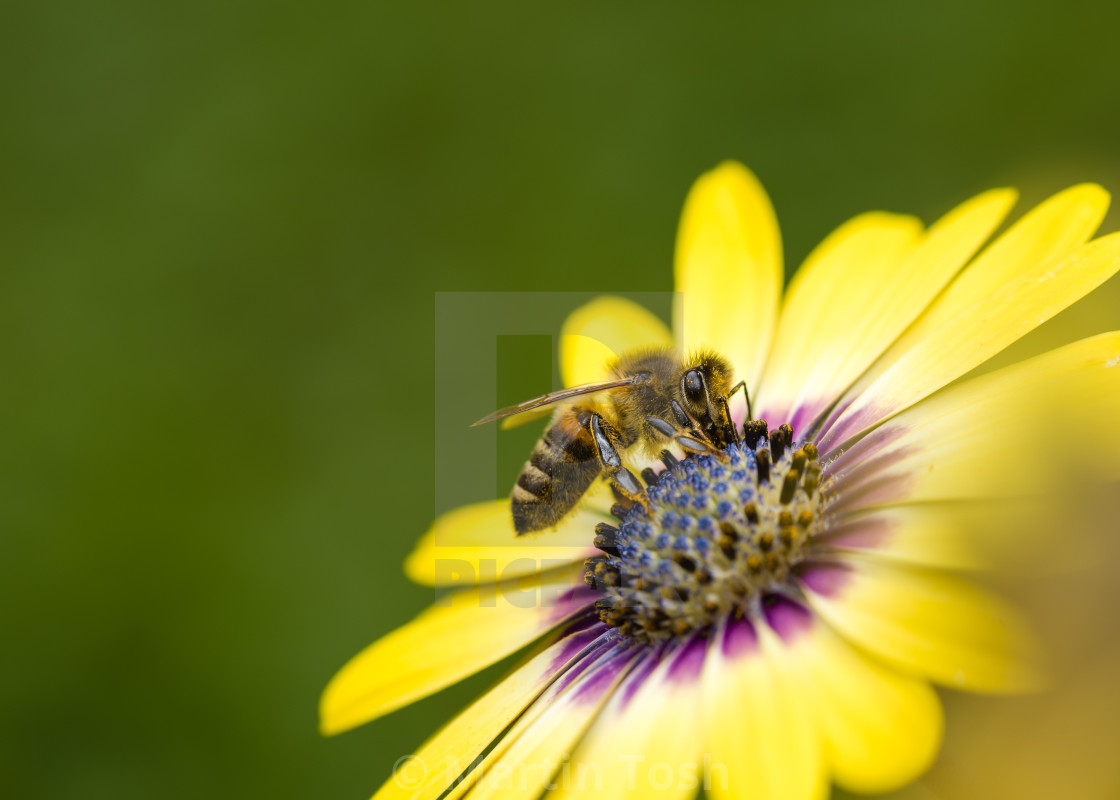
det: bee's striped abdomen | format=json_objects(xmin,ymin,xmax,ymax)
[{"xmin": 511, "ymin": 410, "xmax": 601, "ymax": 535}]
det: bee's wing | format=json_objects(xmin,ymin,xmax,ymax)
[
  {"xmin": 499, "ymin": 405, "xmax": 552, "ymax": 430},
  {"xmin": 471, "ymin": 377, "xmax": 637, "ymax": 427}
]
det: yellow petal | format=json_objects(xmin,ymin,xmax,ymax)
[
  {"xmin": 674, "ymin": 161, "xmax": 782, "ymax": 391},
  {"xmin": 818, "ymin": 504, "xmax": 993, "ymax": 572},
  {"xmin": 319, "ymin": 568, "xmax": 590, "ymax": 734},
  {"xmin": 551, "ymin": 640, "xmax": 707, "ymax": 800},
  {"xmin": 757, "ymin": 189, "xmax": 1015, "ymax": 430},
  {"xmin": 560, "ymin": 296, "xmax": 674, "ymax": 387},
  {"xmin": 800, "ymin": 554, "xmax": 1043, "ymax": 693},
  {"xmin": 770, "ymin": 613, "xmax": 943, "ymax": 794},
  {"xmin": 463, "ymin": 641, "xmax": 637, "ymax": 800},
  {"xmin": 702, "ymin": 618, "xmax": 827, "ymax": 800},
  {"xmin": 756, "ymin": 212, "xmax": 923, "ymax": 424},
  {"xmin": 827, "ymin": 331, "xmax": 1120, "ymax": 507},
  {"xmin": 821, "ymin": 184, "xmax": 1114, "ymax": 450},
  {"xmin": 404, "ymin": 493, "xmax": 612, "ymax": 587},
  {"xmin": 371, "ymin": 624, "xmax": 607, "ymax": 800}
]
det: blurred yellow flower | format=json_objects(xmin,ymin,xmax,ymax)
[{"xmin": 321, "ymin": 162, "xmax": 1120, "ymax": 800}]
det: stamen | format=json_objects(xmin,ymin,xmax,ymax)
[
  {"xmin": 594, "ymin": 522, "xmax": 620, "ymax": 555},
  {"xmin": 770, "ymin": 429, "xmax": 786, "ymax": 462},
  {"xmin": 756, "ymin": 448, "xmax": 771, "ymax": 483},
  {"xmin": 743, "ymin": 419, "xmax": 768, "ymax": 448},
  {"xmin": 780, "ymin": 469, "xmax": 800, "ymax": 504}
]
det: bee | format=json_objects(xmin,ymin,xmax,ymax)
[{"xmin": 473, "ymin": 347, "xmax": 748, "ymax": 535}]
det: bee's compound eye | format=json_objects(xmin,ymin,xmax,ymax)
[{"xmin": 683, "ymin": 369, "xmax": 705, "ymax": 402}]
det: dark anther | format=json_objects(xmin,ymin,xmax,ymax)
[
  {"xmin": 673, "ymin": 553, "xmax": 697, "ymax": 572},
  {"xmin": 756, "ymin": 448, "xmax": 772, "ymax": 483},
  {"xmin": 743, "ymin": 419, "xmax": 769, "ymax": 449},
  {"xmin": 780, "ymin": 469, "xmax": 801, "ymax": 504},
  {"xmin": 797, "ymin": 509, "xmax": 814, "ymax": 528},
  {"xmin": 779, "ymin": 527, "xmax": 797, "ymax": 546},
  {"xmin": 583, "ymin": 556, "xmax": 606, "ymax": 588},
  {"xmin": 778, "ymin": 510, "xmax": 793, "ymax": 528},
  {"xmin": 600, "ymin": 607, "xmax": 625, "ymax": 626},
  {"xmin": 791, "ymin": 449, "xmax": 807, "ymax": 472},
  {"xmin": 696, "ymin": 568, "xmax": 713, "ymax": 585},
  {"xmin": 660, "ymin": 585, "xmax": 689, "ymax": 601},
  {"xmin": 659, "ymin": 450, "xmax": 680, "ymax": 470},
  {"xmin": 641, "ymin": 467, "xmax": 660, "ymax": 487},
  {"xmin": 779, "ymin": 423, "xmax": 794, "ymax": 448},
  {"xmin": 594, "ymin": 522, "xmax": 620, "ymax": 554},
  {"xmin": 743, "ymin": 502, "xmax": 760, "ymax": 524},
  {"xmin": 594, "ymin": 540, "xmax": 620, "ymax": 557},
  {"xmin": 610, "ymin": 502, "xmax": 631, "ymax": 521},
  {"xmin": 803, "ymin": 442, "xmax": 819, "ymax": 460},
  {"xmin": 758, "ymin": 533, "xmax": 774, "ymax": 551},
  {"xmin": 718, "ymin": 521, "xmax": 739, "ymax": 558},
  {"xmin": 770, "ymin": 430, "xmax": 786, "ymax": 462}
]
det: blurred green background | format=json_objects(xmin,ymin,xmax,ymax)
[{"xmin": 3, "ymin": 1, "xmax": 1120, "ymax": 798}]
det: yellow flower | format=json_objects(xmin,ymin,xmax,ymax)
[{"xmin": 321, "ymin": 162, "xmax": 1120, "ymax": 800}]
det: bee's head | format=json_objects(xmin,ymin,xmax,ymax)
[{"xmin": 678, "ymin": 350, "xmax": 734, "ymax": 422}]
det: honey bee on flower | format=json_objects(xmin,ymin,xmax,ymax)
[{"xmin": 322, "ymin": 162, "xmax": 1120, "ymax": 800}]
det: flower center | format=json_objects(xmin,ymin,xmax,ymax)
[{"xmin": 584, "ymin": 421, "xmax": 825, "ymax": 642}]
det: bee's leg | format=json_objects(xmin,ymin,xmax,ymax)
[
  {"xmin": 675, "ymin": 432, "xmax": 713, "ymax": 454},
  {"xmin": 646, "ymin": 414, "xmax": 718, "ymax": 456},
  {"xmin": 669, "ymin": 400, "xmax": 691, "ymax": 427},
  {"xmin": 645, "ymin": 415, "xmax": 677, "ymax": 438},
  {"xmin": 726, "ymin": 380, "xmax": 751, "ymax": 422},
  {"xmin": 586, "ymin": 413, "xmax": 650, "ymax": 512},
  {"xmin": 717, "ymin": 395, "xmax": 739, "ymax": 446},
  {"xmin": 703, "ymin": 380, "xmax": 749, "ymax": 450}
]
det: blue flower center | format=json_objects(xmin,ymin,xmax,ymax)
[{"xmin": 584, "ymin": 422, "xmax": 825, "ymax": 641}]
